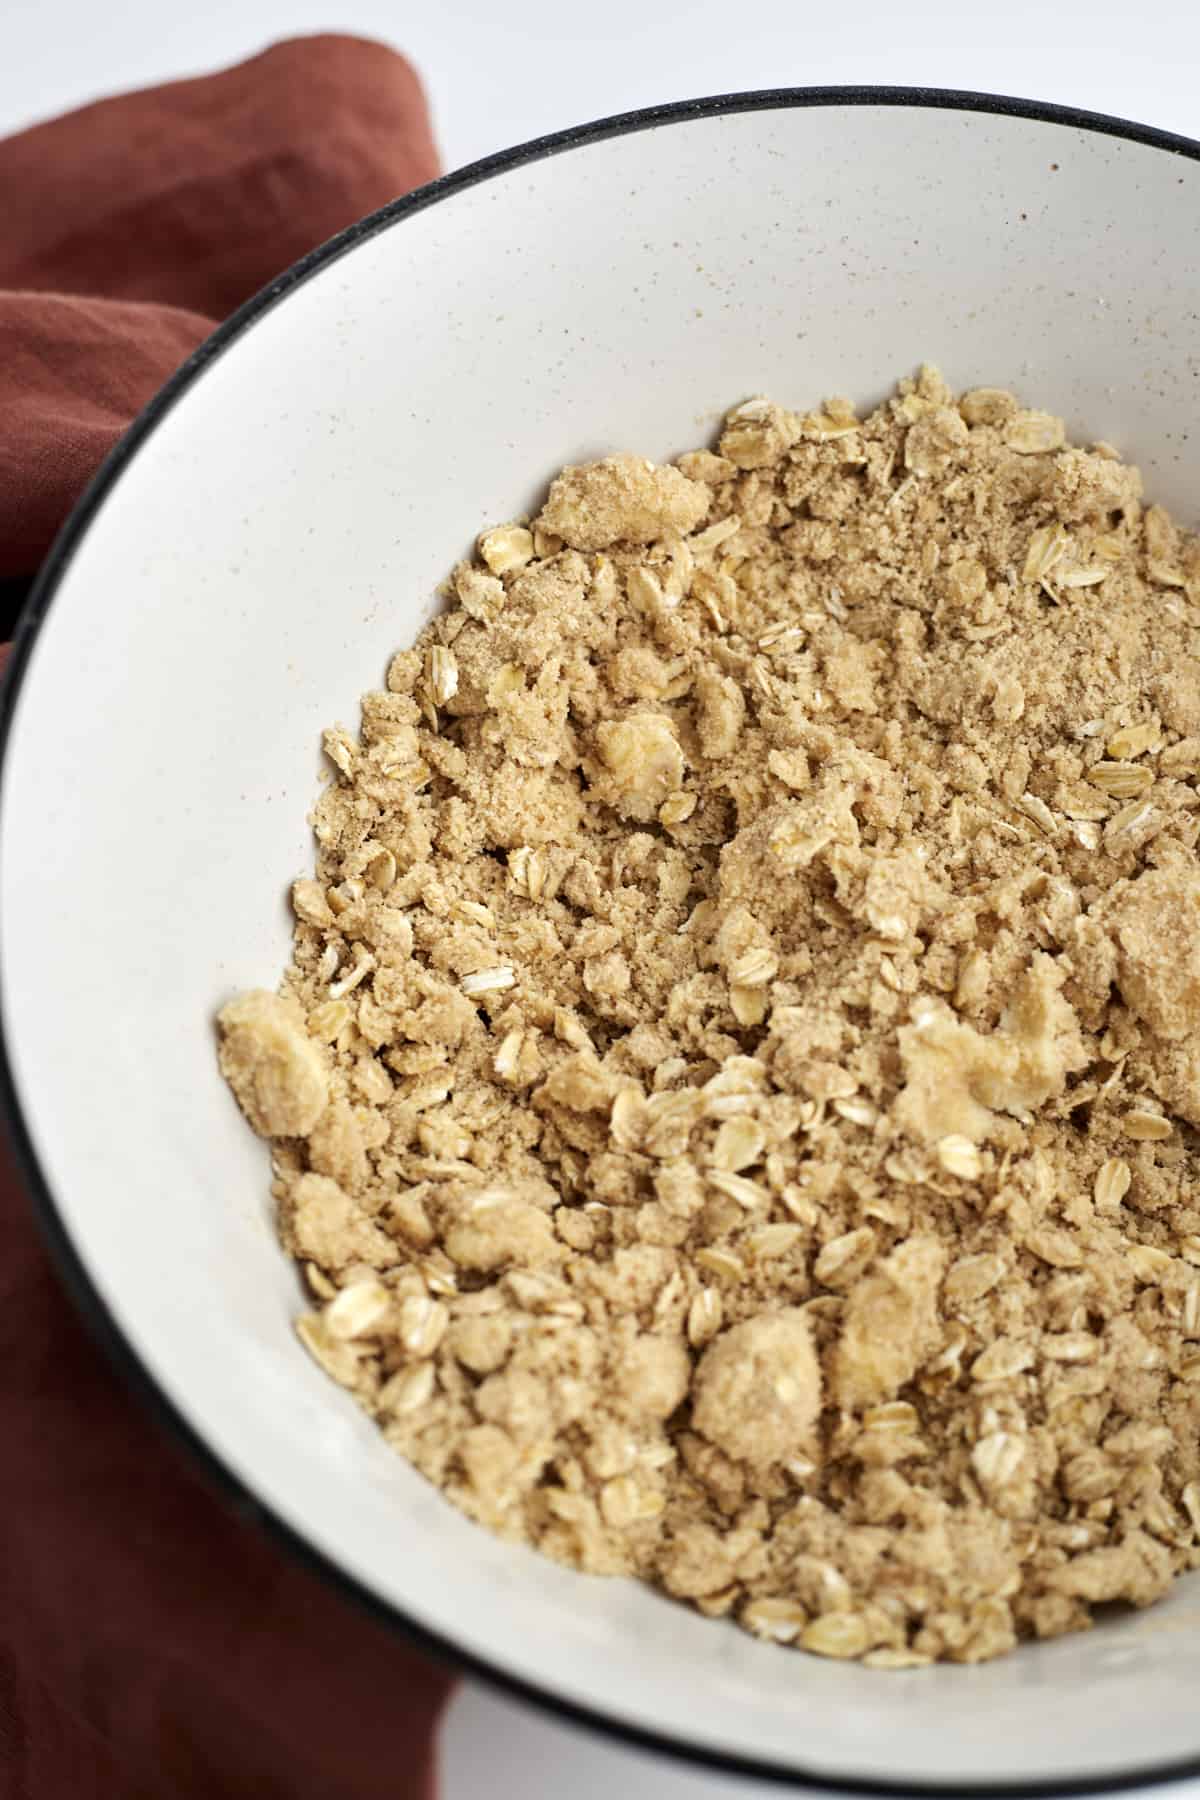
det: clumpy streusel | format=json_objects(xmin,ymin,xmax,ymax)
[{"xmin": 218, "ymin": 366, "xmax": 1200, "ymax": 1667}]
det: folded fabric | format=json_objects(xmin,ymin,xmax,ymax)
[
  {"xmin": 0, "ymin": 33, "xmax": 440, "ymax": 585},
  {"xmin": 0, "ymin": 38, "xmax": 456, "ymax": 1800}
]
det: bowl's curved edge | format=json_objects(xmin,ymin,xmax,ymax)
[{"xmin": 4, "ymin": 85, "xmax": 1200, "ymax": 1800}]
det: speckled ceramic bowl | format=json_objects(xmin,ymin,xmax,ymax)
[{"xmin": 4, "ymin": 89, "xmax": 1200, "ymax": 1797}]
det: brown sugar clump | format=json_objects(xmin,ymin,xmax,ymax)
[
  {"xmin": 692, "ymin": 1311, "xmax": 821, "ymax": 1466},
  {"xmin": 218, "ymin": 366, "xmax": 1200, "ymax": 1666},
  {"xmin": 1106, "ymin": 866, "xmax": 1200, "ymax": 1040}
]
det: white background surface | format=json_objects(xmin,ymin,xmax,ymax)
[{"xmin": 6, "ymin": 4, "xmax": 1200, "ymax": 1796}]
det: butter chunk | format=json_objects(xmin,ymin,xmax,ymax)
[
  {"xmin": 535, "ymin": 454, "xmax": 709, "ymax": 550},
  {"xmin": 217, "ymin": 989, "xmax": 327, "ymax": 1137}
]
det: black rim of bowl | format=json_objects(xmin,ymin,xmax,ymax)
[{"xmin": 3, "ymin": 85, "xmax": 1200, "ymax": 1799}]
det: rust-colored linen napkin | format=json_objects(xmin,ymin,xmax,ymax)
[
  {"xmin": 0, "ymin": 38, "xmax": 458, "ymax": 1799},
  {"xmin": 0, "ymin": 33, "xmax": 439, "ymax": 590}
]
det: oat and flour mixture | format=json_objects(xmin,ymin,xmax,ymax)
[{"xmin": 218, "ymin": 367, "xmax": 1200, "ymax": 1666}]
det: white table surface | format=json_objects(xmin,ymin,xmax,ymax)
[{"xmin": 6, "ymin": 2, "xmax": 1200, "ymax": 1794}]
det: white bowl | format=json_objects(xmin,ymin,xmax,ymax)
[{"xmin": 4, "ymin": 88, "xmax": 1200, "ymax": 1797}]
